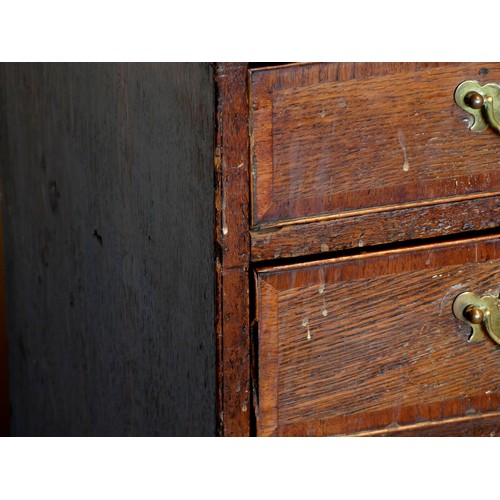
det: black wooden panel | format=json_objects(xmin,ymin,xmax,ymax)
[
  {"xmin": 0, "ymin": 202, "xmax": 8, "ymax": 436},
  {"xmin": 0, "ymin": 63, "xmax": 216, "ymax": 436}
]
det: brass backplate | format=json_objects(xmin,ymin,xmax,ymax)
[
  {"xmin": 453, "ymin": 291, "xmax": 500, "ymax": 345},
  {"xmin": 455, "ymin": 80, "xmax": 500, "ymax": 132}
]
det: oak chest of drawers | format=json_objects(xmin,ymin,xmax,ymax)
[
  {"xmin": 225, "ymin": 62, "xmax": 500, "ymax": 436},
  {"xmin": 2, "ymin": 62, "xmax": 500, "ymax": 436}
]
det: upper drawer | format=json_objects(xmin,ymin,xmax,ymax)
[{"xmin": 250, "ymin": 63, "xmax": 500, "ymax": 227}]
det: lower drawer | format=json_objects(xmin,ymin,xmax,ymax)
[{"xmin": 255, "ymin": 235, "xmax": 500, "ymax": 436}]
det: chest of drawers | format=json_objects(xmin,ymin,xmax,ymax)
[
  {"xmin": 2, "ymin": 62, "xmax": 500, "ymax": 436},
  {"xmin": 221, "ymin": 62, "xmax": 500, "ymax": 436}
]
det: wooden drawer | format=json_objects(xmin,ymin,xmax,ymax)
[
  {"xmin": 250, "ymin": 63, "xmax": 500, "ymax": 230},
  {"xmin": 255, "ymin": 234, "xmax": 500, "ymax": 436}
]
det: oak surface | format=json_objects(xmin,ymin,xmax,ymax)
[
  {"xmin": 215, "ymin": 63, "xmax": 252, "ymax": 436},
  {"xmin": 250, "ymin": 63, "xmax": 500, "ymax": 227},
  {"xmin": 251, "ymin": 195, "xmax": 500, "ymax": 261},
  {"xmin": 256, "ymin": 234, "xmax": 500, "ymax": 436},
  {"xmin": 354, "ymin": 412, "xmax": 500, "ymax": 436}
]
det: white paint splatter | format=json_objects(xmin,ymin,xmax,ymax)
[
  {"xmin": 397, "ymin": 130, "xmax": 410, "ymax": 172},
  {"xmin": 302, "ymin": 318, "xmax": 311, "ymax": 340}
]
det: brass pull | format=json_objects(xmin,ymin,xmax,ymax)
[
  {"xmin": 453, "ymin": 291, "xmax": 500, "ymax": 344},
  {"xmin": 455, "ymin": 80, "xmax": 500, "ymax": 133}
]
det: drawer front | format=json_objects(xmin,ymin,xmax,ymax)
[
  {"xmin": 250, "ymin": 63, "xmax": 500, "ymax": 227},
  {"xmin": 255, "ymin": 235, "xmax": 500, "ymax": 436}
]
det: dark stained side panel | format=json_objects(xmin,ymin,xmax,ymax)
[{"xmin": 0, "ymin": 63, "xmax": 216, "ymax": 436}]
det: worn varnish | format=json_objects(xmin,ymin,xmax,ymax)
[
  {"xmin": 0, "ymin": 63, "xmax": 217, "ymax": 436},
  {"xmin": 251, "ymin": 195, "xmax": 500, "ymax": 261},
  {"xmin": 354, "ymin": 412, "xmax": 500, "ymax": 436},
  {"xmin": 215, "ymin": 63, "xmax": 252, "ymax": 436},
  {"xmin": 250, "ymin": 62, "xmax": 500, "ymax": 227},
  {"xmin": 256, "ymin": 235, "xmax": 500, "ymax": 436}
]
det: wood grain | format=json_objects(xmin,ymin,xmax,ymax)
[
  {"xmin": 256, "ymin": 234, "xmax": 500, "ymax": 436},
  {"xmin": 214, "ymin": 63, "xmax": 252, "ymax": 436},
  {"xmin": 251, "ymin": 195, "xmax": 500, "ymax": 261},
  {"xmin": 353, "ymin": 412, "xmax": 500, "ymax": 436},
  {"xmin": 250, "ymin": 63, "xmax": 500, "ymax": 226},
  {"xmin": 0, "ymin": 202, "xmax": 8, "ymax": 436},
  {"xmin": 0, "ymin": 63, "xmax": 216, "ymax": 436}
]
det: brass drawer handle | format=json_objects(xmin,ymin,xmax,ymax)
[
  {"xmin": 453, "ymin": 291, "xmax": 500, "ymax": 344},
  {"xmin": 455, "ymin": 80, "xmax": 500, "ymax": 133}
]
